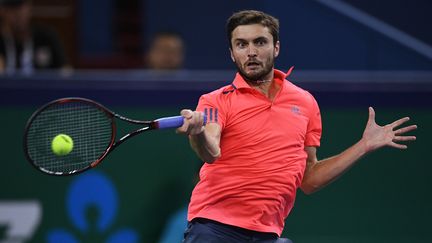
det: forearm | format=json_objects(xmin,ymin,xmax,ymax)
[
  {"xmin": 301, "ymin": 107, "xmax": 417, "ymax": 194},
  {"xmin": 302, "ymin": 139, "xmax": 369, "ymax": 194},
  {"xmin": 189, "ymin": 131, "xmax": 221, "ymax": 163}
]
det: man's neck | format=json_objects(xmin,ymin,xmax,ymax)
[
  {"xmin": 246, "ymin": 71, "xmax": 280, "ymax": 101},
  {"xmin": 255, "ymin": 80, "xmax": 280, "ymax": 101}
]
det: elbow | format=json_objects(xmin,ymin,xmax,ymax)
[
  {"xmin": 301, "ymin": 186, "xmax": 317, "ymax": 195},
  {"xmin": 300, "ymin": 180, "xmax": 320, "ymax": 195},
  {"xmin": 202, "ymin": 152, "xmax": 221, "ymax": 164},
  {"xmin": 200, "ymin": 148, "xmax": 221, "ymax": 164}
]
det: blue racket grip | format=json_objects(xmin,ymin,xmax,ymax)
[
  {"xmin": 155, "ymin": 116, "xmax": 184, "ymax": 129},
  {"xmin": 155, "ymin": 114, "xmax": 207, "ymax": 129}
]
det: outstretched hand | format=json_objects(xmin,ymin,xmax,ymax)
[{"xmin": 362, "ymin": 107, "xmax": 417, "ymax": 152}]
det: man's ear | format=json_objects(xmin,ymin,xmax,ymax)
[
  {"xmin": 274, "ymin": 41, "xmax": 280, "ymax": 58},
  {"xmin": 229, "ymin": 48, "xmax": 235, "ymax": 62}
]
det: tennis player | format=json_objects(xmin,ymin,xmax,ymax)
[{"xmin": 177, "ymin": 10, "xmax": 417, "ymax": 243}]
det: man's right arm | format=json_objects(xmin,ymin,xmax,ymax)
[
  {"xmin": 189, "ymin": 123, "xmax": 221, "ymax": 163},
  {"xmin": 176, "ymin": 109, "xmax": 221, "ymax": 163}
]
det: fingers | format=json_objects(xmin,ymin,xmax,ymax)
[
  {"xmin": 368, "ymin": 107, "xmax": 375, "ymax": 118},
  {"xmin": 390, "ymin": 142, "xmax": 408, "ymax": 150},
  {"xmin": 176, "ymin": 109, "xmax": 205, "ymax": 135},
  {"xmin": 180, "ymin": 109, "xmax": 193, "ymax": 119},
  {"xmin": 393, "ymin": 135, "xmax": 416, "ymax": 142},
  {"xmin": 364, "ymin": 106, "xmax": 417, "ymax": 150},
  {"xmin": 367, "ymin": 107, "xmax": 375, "ymax": 124},
  {"xmin": 390, "ymin": 116, "xmax": 410, "ymax": 129},
  {"xmin": 394, "ymin": 124, "xmax": 417, "ymax": 135},
  {"xmin": 390, "ymin": 133, "xmax": 416, "ymax": 150},
  {"xmin": 372, "ymin": 107, "xmax": 418, "ymax": 134},
  {"xmin": 176, "ymin": 109, "xmax": 192, "ymax": 134}
]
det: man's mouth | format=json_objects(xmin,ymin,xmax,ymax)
[{"xmin": 245, "ymin": 61, "xmax": 261, "ymax": 68}]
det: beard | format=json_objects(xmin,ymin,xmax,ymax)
[{"xmin": 234, "ymin": 55, "xmax": 275, "ymax": 83}]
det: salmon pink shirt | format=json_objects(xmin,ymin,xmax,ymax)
[{"xmin": 188, "ymin": 68, "xmax": 322, "ymax": 236}]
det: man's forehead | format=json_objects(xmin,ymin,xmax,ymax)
[{"xmin": 232, "ymin": 24, "xmax": 272, "ymax": 40}]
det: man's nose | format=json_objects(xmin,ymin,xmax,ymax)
[{"xmin": 247, "ymin": 46, "xmax": 258, "ymax": 57}]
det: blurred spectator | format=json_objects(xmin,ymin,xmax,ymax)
[
  {"xmin": 145, "ymin": 31, "xmax": 184, "ymax": 70},
  {"xmin": 0, "ymin": 0, "xmax": 69, "ymax": 75}
]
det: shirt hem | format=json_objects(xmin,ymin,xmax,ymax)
[{"xmin": 188, "ymin": 214, "xmax": 283, "ymax": 236}]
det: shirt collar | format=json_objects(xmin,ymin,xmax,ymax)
[{"xmin": 232, "ymin": 66, "xmax": 294, "ymax": 89}]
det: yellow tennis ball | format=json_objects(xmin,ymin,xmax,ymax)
[{"xmin": 51, "ymin": 134, "xmax": 74, "ymax": 156}]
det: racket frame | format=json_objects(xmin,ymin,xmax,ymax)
[{"xmin": 23, "ymin": 97, "xmax": 163, "ymax": 176}]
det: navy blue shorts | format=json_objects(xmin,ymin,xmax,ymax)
[{"xmin": 183, "ymin": 218, "xmax": 293, "ymax": 243}]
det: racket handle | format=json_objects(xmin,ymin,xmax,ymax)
[
  {"xmin": 155, "ymin": 114, "xmax": 207, "ymax": 129},
  {"xmin": 155, "ymin": 116, "xmax": 184, "ymax": 129}
]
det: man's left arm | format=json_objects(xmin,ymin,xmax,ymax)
[{"xmin": 300, "ymin": 107, "xmax": 417, "ymax": 195}]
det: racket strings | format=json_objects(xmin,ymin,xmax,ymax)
[{"xmin": 26, "ymin": 101, "xmax": 113, "ymax": 174}]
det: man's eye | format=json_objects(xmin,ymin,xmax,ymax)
[{"xmin": 237, "ymin": 42, "xmax": 247, "ymax": 48}]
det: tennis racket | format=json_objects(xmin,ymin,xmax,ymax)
[{"xmin": 23, "ymin": 97, "xmax": 203, "ymax": 176}]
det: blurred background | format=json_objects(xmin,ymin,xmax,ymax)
[{"xmin": 0, "ymin": 0, "xmax": 431, "ymax": 242}]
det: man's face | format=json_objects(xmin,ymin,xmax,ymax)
[{"xmin": 230, "ymin": 24, "xmax": 279, "ymax": 83}]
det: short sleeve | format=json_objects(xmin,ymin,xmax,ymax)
[
  {"xmin": 304, "ymin": 92, "xmax": 322, "ymax": 147},
  {"xmin": 196, "ymin": 93, "xmax": 226, "ymax": 130}
]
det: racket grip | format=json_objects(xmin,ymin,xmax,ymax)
[
  {"xmin": 155, "ymin": 114, "xmax": 207, "ymax": 129},
  {"xmin": 155, "ymin": 116, "xmax": 184, "ymax": 129}
]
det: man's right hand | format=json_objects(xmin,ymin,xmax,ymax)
[{"xmin": 176, "ymin": 109, "xmax": 205, "ymax": 135}]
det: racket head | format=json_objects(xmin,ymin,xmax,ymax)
[{"xmin": 23, "ymin": 97, "xmax": 116, "ymax": 176}]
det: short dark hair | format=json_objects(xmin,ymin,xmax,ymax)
[{"xmin": 226, "ymin": 10, "xmax": 279, "ymax": 48}]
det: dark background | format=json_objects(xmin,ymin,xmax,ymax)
[{"xmin": 1, "ymin": 0, "xmax": 431, "ymax": 242}]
